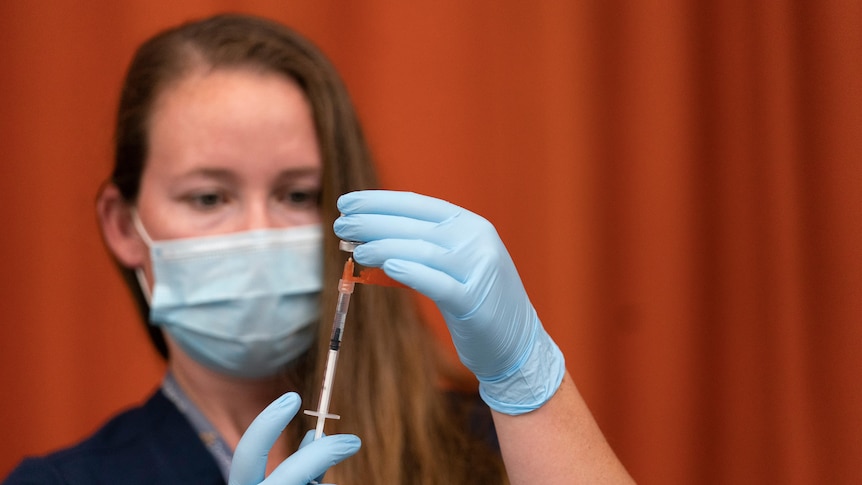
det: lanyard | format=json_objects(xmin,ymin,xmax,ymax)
[{"xmin": 161, "ymin": 372, "xmax": 233, "ymax": 482}]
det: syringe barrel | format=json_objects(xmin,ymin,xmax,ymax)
[{"xmin": 329, "ymin": 283, "xmax": 353, "ymax": 350}]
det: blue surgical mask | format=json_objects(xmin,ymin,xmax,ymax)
[{"xmin": 133, "ymin": 215, "xmax": 323, "ymax": 379}]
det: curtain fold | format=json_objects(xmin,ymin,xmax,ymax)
[{"xmin": 1, "ymin": 1, "xmax": 858, "ymax": 483}]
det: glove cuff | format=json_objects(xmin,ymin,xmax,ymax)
[{"xmin": 477, "ymin": 325, "xmax": 566, "ymax": 415}]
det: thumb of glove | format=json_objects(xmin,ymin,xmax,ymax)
[{"xmin": 229, "ymin": 393, "xmax": 360, "ymax": 485}]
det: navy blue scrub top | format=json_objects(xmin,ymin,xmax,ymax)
[
  {"xmin": 3, "ymin": 390, "xmax": 224, "ymax": 485},
  {"xmin": 3, "ymin": 387, "xmax": 498, "ymax": 484}
]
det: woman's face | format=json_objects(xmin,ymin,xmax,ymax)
[{"xmin": 136, "ymin": 67, "xmax": 322, "ymax": 242}]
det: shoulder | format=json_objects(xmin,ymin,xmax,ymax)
[{"xmin": 3, "ymin": 390, "xmax": 223, "ymax": 485}]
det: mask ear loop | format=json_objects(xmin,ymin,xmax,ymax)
[{"xmin": 130, "ymin": 209, "xmax": 154, "ymax": 304}]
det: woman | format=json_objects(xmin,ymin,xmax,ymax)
[{"xmin": 4, "ymin": 14, "xmax": 632, "ymax": 484}]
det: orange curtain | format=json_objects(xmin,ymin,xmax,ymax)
[{"xmin": 1, "ymin": 1, "xmax": 859, "ymax": 483}]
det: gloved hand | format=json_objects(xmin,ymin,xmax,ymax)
[
  {"xmin": 229, "ymin": 392, "xmax": 360, "ymax": 485},
  {"xmin": 334, "ymin": 190, "xmax": 565, "ymax": 415}
]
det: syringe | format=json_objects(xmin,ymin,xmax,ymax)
[
  {"xmin": 304, "ymin": 242, "xmax": 405, "ymax": 440},
  {"xmin": 303, "ymin": 257, "xmax": 355, "ymax": 439}
]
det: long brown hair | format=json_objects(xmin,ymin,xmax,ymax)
[{"xmin": 109, "ymin": 13, "xmax": 507, "ymax": 483}]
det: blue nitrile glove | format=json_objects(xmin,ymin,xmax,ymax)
[
  {"xmin": 229, "ymin": 392, "xmax": 361, "ymax": 485},
  {"xmin": 334, "ymin": 190, "xmax": 566, "ymax": 415}
]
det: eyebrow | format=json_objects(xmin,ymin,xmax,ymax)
[
  {"xmin": 178, "ymin": 168, "xmax": 238, "ymax": 181},
  {"xmin": 272, "ymin": 166, "xmax": 322, "ymax": 182},
  {"xmin": 178, "ymin": 166, "xmax": 321, "ymax": 181}
]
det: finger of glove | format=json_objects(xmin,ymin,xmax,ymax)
[
  {"xmin": 381, "ymin": 258, "xmax": 481, "ymax": 317},
  {"xmin": 334, "ymin": 213, "xmax": 444, "ymax": 247},
  {"xmin": 337, "ymin": 190, "xmax": 460, "ymax": 222},
  {"xmin": 383, "ymin": 257, "xmax": 523, "ymax": 378},
  {"xmin": 356, "ymin": 236, "xmax": 507, "ymax": 321},
  {"xmin": 351, "ymin": 238, "xmax": 476, "ymax": 284},
  {"xmin": 298, "ymin": 429, "xmax": 318, "ymax": 449},
  {"xmin": 229, "ymin": 393, "xmax": 300, "ymax": 485},
  {"xmin": 298, "ymin": 430, "xmax": 325, "ymax": 484},
  {"xmin": 262, "ymin": 434, "xmax": 361, "ymax": 485}
]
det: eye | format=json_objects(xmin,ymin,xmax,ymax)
[
  {"xmin": 277, "ymin": 188, "xmax": 320, "ymax": 208},
  {"xmin": 184, "ymin": 190, "xmax": 229, "ymax": 210}
]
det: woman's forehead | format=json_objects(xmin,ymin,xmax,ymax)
[{"xmin": 143, "ymin": 68, "xmax": 321, "ymax": 181}]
